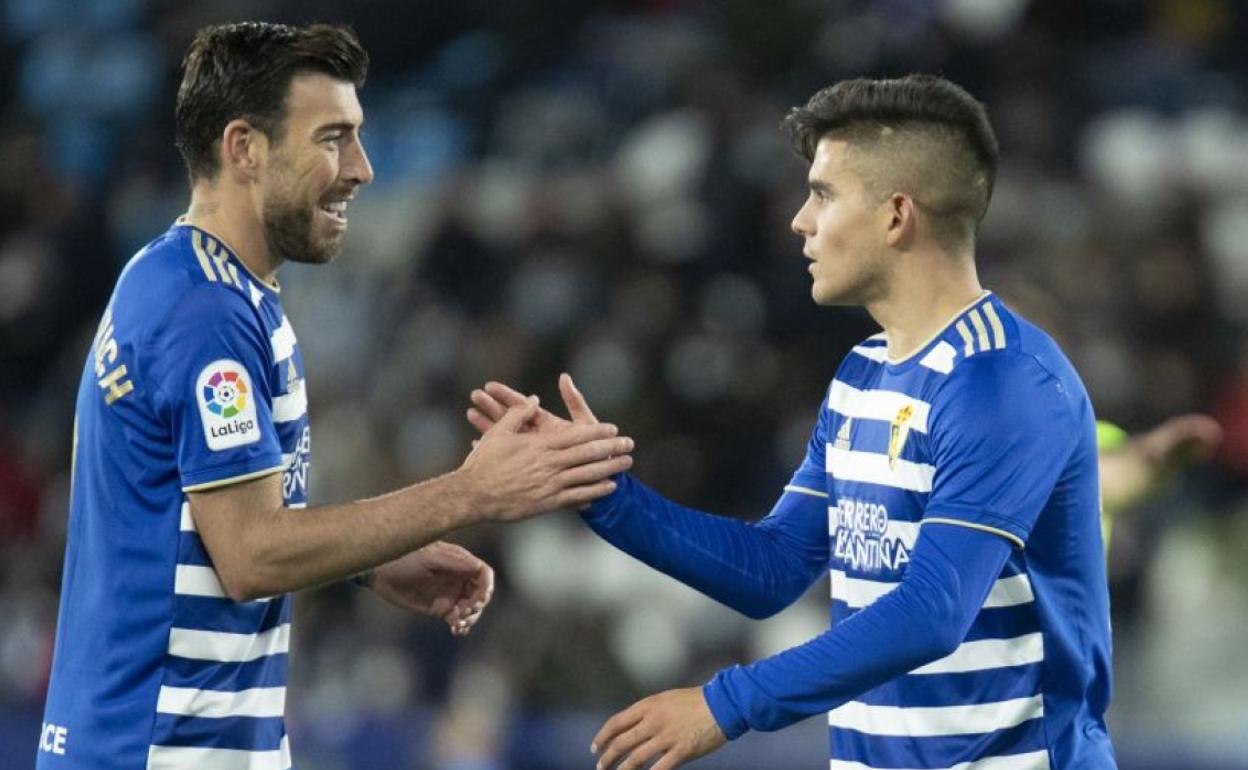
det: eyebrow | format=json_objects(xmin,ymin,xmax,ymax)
[{"xmin": 314, "ymin": 121, "xmax": 362, "ymax": 136}]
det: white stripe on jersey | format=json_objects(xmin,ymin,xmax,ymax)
[
  {"xmin": 851, "ymin": 344, "xmax": 889, "ymax": 363},
  {"xmin": 955, "ymin": 320, "xmax": 975, "ymax": 357},
  {"xmin": 968, "ymin": 307, "xmax": 992, "ymax": 352},
  {"xmin": 912, "ymin": 633, "xmax": 1045, "ymax": 675},
  {"xmin": 827, "ymin": 381, "xmax": 931, "ymax": 433},
  {"xmin": 272, "ymin": 379, "xmax": 307, "ymax": 423},
  {"xmin": 270, "ymin": 316, "xmax": 296, "ymax": 362},
  {"xmin": 180, "ymin": 502, "xmax": 195, "ymax": 532},
  {"xmin": 167, "ymin": 623, "xmax": 290, "ymax": 663},
  {"xmin": 982, "ymin": 302, "xmax": 1008, "ymax": 349},
  {"xmin": 173, "ymin": 565, "xmax": 272, "ymax": 603},
  {"xmin": 827, "ymin": 447, "xmax": 934, "ymax": 492},
  {"xmin": 827, "ymin": 694, "xmax": 1043, "ymax": 737},
  {"xmin": 829, "ymin": 749, "xmax": 1051, "ymax": 770},
  {"xmin": 919, "ymin": 341, "xmax": 957, "ymax": 374},
  {"xmin": 147, "ymin": 736, "xmax": 291, "ymax": 770},
  {"xmin": 829, "ymin": 569, "xmax": 1034, "ymax": 610},
  {"xmin": 156, "ymin": 685, "xmax": 287, "ymax": 719},
  {"xmin": 174, "ymin": 565, "xmax": 227, "ymax": 599}
]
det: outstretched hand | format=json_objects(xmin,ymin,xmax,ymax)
[
  {"xmin": 459, "ymin": 394, "xmax": 632, "ymax": 520},
  {"xmin": 467, "ymin": 373, "xmax": 599, "ymax": 437},
  {"xmin": 1100, "ymin": 413, "xmax": 1222, "ymax": 516},
  {"xmin": 370, "ymin": 541, "xmax": 495, "ymax": 637}
]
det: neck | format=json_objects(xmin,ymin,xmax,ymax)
[
  {"xmin": 184, "ymin": 182, "xmax": 280, "ymax": 286},
  {"xmin": 866, "ymin": 247, "xmax": 984, "ymax": 362}
]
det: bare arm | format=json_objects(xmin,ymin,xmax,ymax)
[{"xmin": 191, "ymin": 400, "xmax": 634, "ymax": 601}]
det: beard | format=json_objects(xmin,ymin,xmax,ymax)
[{"xmin": 261, "ymin": 187, "xmax": 342, "ymax": 266}]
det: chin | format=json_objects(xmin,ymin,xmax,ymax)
[{"xmin": 811, "ymin": 281, "xmax": 844, "ymax": 307}]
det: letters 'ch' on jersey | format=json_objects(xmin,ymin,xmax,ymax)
[
  {"xmin": 786, "ymin": 293, "xmax": 1115, "ymax": 770},
  {"xmin": 40, "ymin": 223, "xmax": 311, "ymax": 770}
]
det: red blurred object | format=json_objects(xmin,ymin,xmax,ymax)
[
  {"xmin": 1212, "ymin": 372, "xmax": 1248, "ymax": 478},
  {"xmin": 0, "ymin": 440, "xmax": 42, "ymax": 540}
]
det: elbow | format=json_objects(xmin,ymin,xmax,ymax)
[
  {"xmin": 915, "ymin": 601, "xmax": 972, "ymax": 662},
  {"xmin": 212, "ymin": 550, "xmax": 279, "ymax": 602},
  {"xmin": 926, "ymin": 620, "xmax": 966, "ymax": 661},
  {"xmin": 216, "ymin": 567, "xmax": 269, "ymax": 603},
  {"xmin": 740, "ymin": 602, "xmax": 782, "ymax": 621},
  {"xmin": 735, "ymin": 582, "xmax": 810, "ymax": 620}
]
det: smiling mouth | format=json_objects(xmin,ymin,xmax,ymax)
[{"xmin": 318, "ymin": 196, "xmax": 352, "ymax": 226}]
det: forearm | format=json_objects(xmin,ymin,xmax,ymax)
[
  {"xmin": 703, "ymin": 524, "xmax": 1012, "ymax": 737},
  {"xmin": 204, "ymin": 469, "xmax": 484, "ymax": 600},
  {"xmin": 583, "ymin": 474, "xmax": 825, "ymax": 619}
]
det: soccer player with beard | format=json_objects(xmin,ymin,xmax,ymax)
[{"xmin": 37, "ymin": 23, "xmax": 634, "ymax": 770}]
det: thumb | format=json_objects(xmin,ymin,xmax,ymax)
[
  {"xmin": 492, "ymin": 395, "xmax": 540, "ymax": 433},
  {"xmin": 559, "ymin": 373, "xmax": 599, "ymax": 424}
]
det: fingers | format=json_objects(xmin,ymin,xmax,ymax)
[
  {"xmin": 554, "ymin": 479, "xmax": 619, "ymax": 509},
  {"xmin": 616, "ymin": 740, "xmax": 665, "ymax": 770},
  {"xmin": 595, "ymin": 727, "xmax": 651, "ymax": 770},
  {"xmin": 483, "ymin": 381, "xmax": 533, "ymax": 409},
  {"xmin": 466, "ymin": 407, "xmax": 496, "ymax": 435},
  {"xmin": 592, "ymin": 707, "xmax": 643, "ymax": 761},
  {"xmin": 470, "ymin": 388, "xmax": 508, "ymax": 423},
  {"xmin": 546, "ymin": 421, "xmax": 620, "ymax": 450},
  {"xmin": 558, "ymin": 454, "xmax": 633, "ymax": 487},
  {"xmin": 557, "ymin": 435, "xmax": 633, "ymax": 466},
  {"xmin": 559, "ymin": 372, "xmax": 599, "ymax": 424},
  {"xmin": 648, "ymin": 752, "xmax": 688, "ymax": 770},
  {"xmin": 490, "ymin": 396, "xmax": 540, "ymax": 433}
]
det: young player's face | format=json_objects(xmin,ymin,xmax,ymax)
[
  {"xmin": 790, "ymin": 137, "xmax": 891, "ymax": 306},
  {"xmin": 260, "ymin": 73, "xmax": 374, "ymax": 265}
]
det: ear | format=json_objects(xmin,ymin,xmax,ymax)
[
  {"xmin": 883, "ymin": 192, "xmax": 916, "ymax": 248},
  {"xmin": 220, "ymin": 119, "xmax": 268, "ymax": 183}
]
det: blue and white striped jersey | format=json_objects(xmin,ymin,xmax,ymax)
[
  {"xmin": 787, "ymin": 292, "xmax": 1114, "ymax": 769},
  {"xmin": 39, "ymin": 222, "xmax": 310, "ymax": 770}
]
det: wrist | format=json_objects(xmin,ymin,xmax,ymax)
[
  {"xmin": 441, "ymin": 467, "xmax": 499, "ymax": 525},
  {"xmin": 581, "ymin": 472, "xmax": 629, "ymax": 522},
  {"xmin": 702, "ymin": 673, "xmax": 749, "ymax": 741}
]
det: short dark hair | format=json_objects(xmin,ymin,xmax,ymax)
[
  {"xmin": 782, "ymin": 74, "xmax": 999, "ymax": 247},
  {"xmin": 175, "ymin": 22, "xmax": 368, "ymax": 182}
]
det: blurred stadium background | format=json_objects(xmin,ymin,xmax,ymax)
[{"xmin": 2, "ymin": 0, "xmax": 1248, "ymax": 768}]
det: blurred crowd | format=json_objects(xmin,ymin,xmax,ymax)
[{"xmin": 2, "ymin": 0, "xmax": 1248, "ymax": 768}]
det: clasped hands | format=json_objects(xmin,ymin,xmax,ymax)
[{"xmin": 465, "ymin": 374, "xmax": 728, "ymax": 770}]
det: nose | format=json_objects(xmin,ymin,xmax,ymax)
[
  {"xmin": 343, "ymin": 137, "xmax": 375, "ymax": 187},
  {"xmin": 791, "ymin": 199, "xmax": 814, "ymax": 238}
]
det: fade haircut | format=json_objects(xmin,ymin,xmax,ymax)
[
  {"xmin": 175, "ymin": 22, "xmax": 368, "ymax": 182},
  {"xmin": 782, "ymin": 74, "xmax": 999, "ymax": 250}
]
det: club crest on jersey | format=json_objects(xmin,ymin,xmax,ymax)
[
  {"xmin": 888, "ymin": 404, "xmax": 914, "ymax": 469},
  {"xmin": 197, "ymin": 359, "xmax": 261, "ymax": 450}
]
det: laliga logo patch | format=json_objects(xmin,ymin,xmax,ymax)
[
  {"xmin": 197, "ymin": 359, "xmax": 261, "ymax": 450},
  {"xmin": 888, "ymin": 404, "xmax": 914, "ymax": 469}
]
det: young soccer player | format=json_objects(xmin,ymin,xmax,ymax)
[{"xmin": 471, "ymin": 75, "xmax": 1119, "ymax": 770}]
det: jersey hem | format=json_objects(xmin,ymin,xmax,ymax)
[
  {"xmin": 921, "ymin": 506, "xmax": 1030, "ymax": 549},
  {"xmin": 182, "ymin": 464, "xmax": 285, "ymax": 492},
  {"xmin": 921, "ymin": 517, "xmax": 1025, "ymax": 549},
  {"xmin": 783, "ymin": 484, "xmax": 829, "ymax": 499}
]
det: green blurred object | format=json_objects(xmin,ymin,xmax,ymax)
[
  {"xmin": 1096, "ymin": 421, "xmax": 1129, "ymax": 452},
  {"xmin": 1095, "ymin": 420, "xmax": 1127, "ymax": 552}
]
